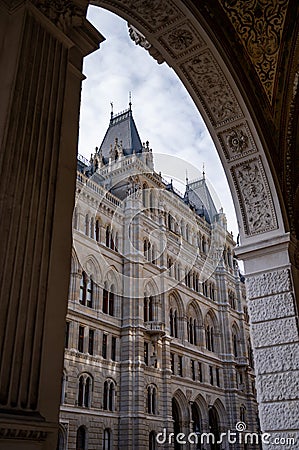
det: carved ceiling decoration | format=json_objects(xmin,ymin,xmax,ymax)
[{"xmin": 219, "ymin": 0, "xmax": 289, "ymax": 103}]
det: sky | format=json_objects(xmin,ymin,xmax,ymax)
[{"xmin": 78, "ymin": 6, "xmax": 239, "ymax": 239}]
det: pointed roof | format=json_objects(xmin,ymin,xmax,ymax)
[
  {"xmin": 99, "ymin": 107, "xmax": 143, "ymax": 162},
  {"xmin": 185, "ymin": 177, "xmax": 218, "ymax": 223}
]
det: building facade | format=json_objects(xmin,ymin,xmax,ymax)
[{"xmin": 58, "ymin": 107, "xmax": 258, "ymax": 450}]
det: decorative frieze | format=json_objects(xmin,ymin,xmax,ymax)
[
  {"xmin": 231, "ymin": 157, "xmax": 278, "ymax": 235},
  {"xmin": 181, "ymin": 50, "xmax": 243, "ymax": 126}
]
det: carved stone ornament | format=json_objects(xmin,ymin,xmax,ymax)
[
  {"xmin": 231, "ymin": 158, "xmax": 278, "ymax": 235},
  {"xmin": 33, "ymin": 0, "xmax": 86, "ymax": 31},
  {"xmin": 220, "ymin": 0, "xmax": 289, "ymax": 102},
  {"xmin": 0, "ymin": 428, "xmax": 47, "ymax": 440},
  {"xmin": 121, "ymin": 0, "xmax": 182, "ymax": 31},
  {"xmin": 182, "ymin": 51, "xmax": 243, "ymax": 126},
  {"xmin": 128, "ymin": 24, "xmax": 164, "ymax": 64},
  {"xmin": 218, "ymin": 122, "xmax": 256, "ymax": 161}
]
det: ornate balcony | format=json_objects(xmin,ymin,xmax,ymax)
[{"xmin": 144, "ymin": 321, "xmax": 165, "ymax": 336}]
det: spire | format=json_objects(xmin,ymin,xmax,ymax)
[
  {"xmin": 129, "ymin": 91, "xmax": 132, "ymax": 111},
  {"xmin": 202, "ymin": 162, "xmax": 205, "ymax": 180},
  {"xmin": 110, "ymin": 102, "xmax": 114, "ymax": 122}
]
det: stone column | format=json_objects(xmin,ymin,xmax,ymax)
[
  {"xmin": 236, "ymin": 233, "xmax": 299, "ymax": 448},
  {"xmin": 0, "ymin": 1, "xmax": 103, "ymax": 448}
]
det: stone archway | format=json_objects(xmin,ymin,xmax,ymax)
[{"xmin": 0, "ymin": 1, "xmax": 298, "ymax": 449}]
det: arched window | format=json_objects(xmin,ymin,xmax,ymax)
[
  {"xmin": 147, "ymin": 385, "xmax": 157, "ymax": 414},
  {"xmin": 144, "ymin": 295, "xmax": 154, "ymax": 322},
  {"xmin": 61, "ymin": 370, "xmax": 67, "ymax": 404},
  {"xmin": 80, "ymin": 272, "xmax": 93, "ymax": 308},
  {"xmin": 106, "ymin": 226, "xmax": 111, "ymax": 247},
  {"xmin": 248, "ymin": 339, "xmax": 254, "ymax": 368},
  {"xmin": 76, "ymin": 426, "xmax": 86, "ymax": 450},
  {"xmin": 240, "ymin": 405, "xmax": 246, "ymax": 423},
  {"xmin": 232, "ymin": 330, "xmax": 239, "ymax": 357},
  {"xmin": 103, "ymin": 428, "xmax": 111, "ymax": 450},
  {"xmin": 86, "ymin": 278, "xmax": 93, "ymax": 308},
  {"xmin": 188, "ymin": 317, "xmax": 197, "ymax": 345},
  {"xmin": 56, "ymin": 426, "xmax": 65, "ymax": 450},
  {"xmin": 149, "ymin": 431, "xmax": 156, "ymax": 450},
  {"xmin": 170, "ymin": 308, "xmax": 178, "ymax": 338},
  {"xmin": 78, "ymin": 374, "xmax": 92, "ymax": 408},
  {"xmin": 103, "ymin": 379, "xmax": 115, "ymax": 411},
  {"xmin": 109, "ymin": 287, "xmax": 114, "ymax": 316},
  {"xmin": 172, "ymin": 398, "xmax": 181, "ymax": 450},
  {"xmin": 95, "ymin": 219, "xmax": 100, "ymax": 242},
  {"xmin": 208, "ymin": 407, "xmax": 220, "ymax": 450},
  {"xmin": 206, "ymin": 325, "xmax": 215, "ymax": 352},
  {"xmin": 85, "ymin": 214, "xmax": 89, "ymax": 236},
  {"xmin": 191, "ymin": 403, "xmax": 202, "ymax": 449},
  {"xmin": 103, "ymin": 287, "xmax": 108, "ymax": 314},
  {"xmin": 103, "ymin": 286, "xmax": 114, "ymax": 316},
  {"xmin": 90, "ymin": 217, "xmax": 94, "ymax": 239}
]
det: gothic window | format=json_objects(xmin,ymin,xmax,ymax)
[
  {"xmin": 88, "ymin": 329, "xmax": 94, "ymax": 355},
  {"xmin": 61, "ymin": 370, "xmax": 67, "ymax": 404},
  {"xmin": 106, "ymin": 226, "xmax": 111, "ymax": 247},
  {"xmin": 78, "ymin": 374, "xmax": 92, "ymax": 407},
  {"xmin": 80, "ymin": 272, "xmax": 93, "ymax": 308},
  {"xmin": 102, "ymin": 334, "xmax": 107, "ymax": 359},
  {"xmin": 103, "ymin": 429, "xmax": 111, "ymax": 450},
  {"xmin": 78, "ymin": 326, "xmax": 84, "ymax": 353},
  {"xmin": 216, "ymin": 368, "xmax": 220, "ymax": 386},
  {"xmin": 149, "ymin": 431, "xmax": 157, "ymax": 450},
  {"xmin": 103, "ymin": 379, "xmax": 115, "ymax": 411},
  {"xmin": 144, "ymin": 295, "xmax": 154, "ymax": 322},
  {"xmin": 232, "ymin": 328, "xmax": 239, "ymax": 357},
  {"xmin": 111, "ymin": 336, "xmax": 116, "ymax": 361},
  {"xmin": 144, "ymin": 342, "xmax": 149, "ymax": 366},
  {"xmin": 76, "ymin": 426, "xmax": 86, "ymax": 450},
  {"xmin": 191, "ymin": 359, "xmax": 196, "ymax": 380},
  {"xmin": 205, "ymin": 325, "xmax": 215, "ymax": 352},
  {"xmin": 86, "ymin": 278, "xmax": 93, "ymax": 308},
  {"xmin": 95, "ymin": 219, "xmax": 100, "ymax": 242},
  {"xmin": 103, "ymin": 286, "xmax": 114, "ymax": 316},
  {"xmin": 90, "ymin": 217, "xmax": 94, "ymax": 239},
  {"xmin": 85, "ymin": 214, "xmax": 89, "ymax": 236},
  {"xmin": 147, "ymin": 385, "xmax": 157, "ymax": 414},
  {"xmin": 170, "ymin": 308, "xmax": 178, "ymax": 338},
  {"xmin": 209, "ymin": 366, "xmax": 214, "ymax": 385},
  {"xmin": 65, "ymin": 321, "xmax": 70, "ymax": 349},
  {"xmin": 178, "ymin": 355, "xmax": 183, "ymax": 376},
  {"xmin": 240, "ymin": 405, "xmax": 246, "ymax": 423},
  {"xmin": 248, "ymin": 339, "xmax": 254, "ymax": 368},
  {"xmin": 187, "ymin": 313, "xmax": 197, "ymax": 345}
]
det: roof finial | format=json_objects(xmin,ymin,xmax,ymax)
[
  {"xmin": 202, "ymin": 162, "xmax": 205, "ymax": 180},
  {"xmin": 186, "ymin": 169, "xmax": 189, "ymax": 186},
  {"xmin": 110, "ymin": 101, "xmax": 114, "ymax": 120},
  {"xmin": 129, "ymin": 91, "xmax": 132, "ymax": 111}
]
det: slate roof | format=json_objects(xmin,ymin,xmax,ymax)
[
  {"xmin": 185, "ymin": 177, "xmax": 218, "ymax": 224},
  {"xmin": 99, "ymin": 108, "xmax": 143, "ymax": 162}
]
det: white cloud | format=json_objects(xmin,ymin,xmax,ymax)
[{"xmin": 78, "ymin": 6, "xmax": 240, "ymax": 241}]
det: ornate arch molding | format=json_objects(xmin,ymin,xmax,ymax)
[{"xmin": 91, "ymin": 0, "xmax": 285, "ymax": 243}]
